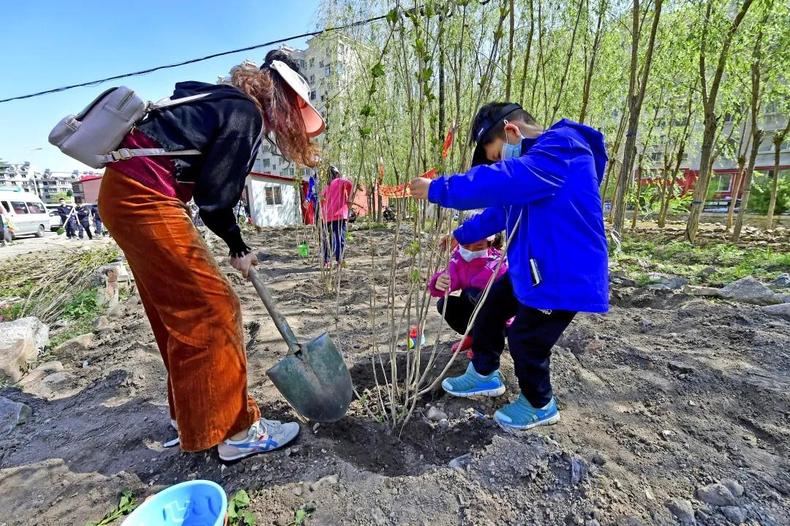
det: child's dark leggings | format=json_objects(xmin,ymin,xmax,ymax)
[
  {"xmin": 436, "ymin": 288, "xmax": 482, "ymax": 335},
  {"xmin": 322, "ymin": 219, "xmax": 347, "ymax": 263},
  {"xmin": 472, "ymin": 273, "xmax": 576, "ymax": 408}
]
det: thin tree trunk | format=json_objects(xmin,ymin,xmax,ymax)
[
  {"xmin": 766, "ymin": 119, "xmax": 790, "ymax": 229},
  {"xmin": 726, "ymin": 116, "xmax": 750, "ymax": 230},
  {"xmin": 612, "ymin": 0, "xmax": 664, "ymax": 236},
  {"xmin": 733, "ymin": 23, "xmax": 765, "ymax": 243},
  {"xmin": 685, "ymin": 0, "xmax": 755, "ymax": 243},
  {"xmin": 519, "ymin": 0, "xmax": 535, "ymax": 103},
  {"xmin": 603, "ymin": 102, "xmax": 629, "ymax": 218},
  {"xmin": 579, "ymin": 0, "xmax": 607, "ymax": 123},
  {"xmin": 550, "ymin": 0, "xmax": 585, "ymax": 123},
  {"xmin": 506, "ymin": 0, "xmax": 515, "ymax": 99},
  {"xmin": 726, "ymin": 155, "xmax": 747, "ymax": 231}
]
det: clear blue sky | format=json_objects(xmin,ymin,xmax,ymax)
[{"xmin": 0, "ymin": 0, "xmax": 322, "ymax": 173}]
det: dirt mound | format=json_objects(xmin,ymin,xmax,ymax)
[{"xmin": 1, "ymin": 226, "xmax": 788, "ymax": 525}]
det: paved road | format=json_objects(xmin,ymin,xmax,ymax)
[{"xmin": 0, "ymin": 231, "xmax": 113, "ymax": 261}]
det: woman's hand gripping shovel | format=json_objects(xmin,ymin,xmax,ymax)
[{"xmin": 247, "ymin": 268, "xmax": 353, "ymax": 422}]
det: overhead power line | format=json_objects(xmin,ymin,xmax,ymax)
[{"xmin": 0, "ymin": 11, "xmax": 390, "ymax": 104}]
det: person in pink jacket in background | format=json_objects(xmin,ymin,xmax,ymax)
[
  {"xmin": 429, "ymin": 232, "xmax": 507, "ymax": 356},
  {"xmin": 320, "ymin": 165, "xmax": 354, "ymax": 266}
]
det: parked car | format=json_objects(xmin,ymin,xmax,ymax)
[
  {"xmin": 0, "ymin": 189, "xmax": 50, "ymax": 238},
  {"xmin": 44, "ymin": 204, "xmax": 64, "ymax": 231}
]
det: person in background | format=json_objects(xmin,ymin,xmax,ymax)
[
  {"xmin": 410, "ymin": 102, "xmax": 608, "ymax": 432},
  {"xmin": 0, "ymin": 208, "xmax": 6, "ymax": 247},
  {"xmin": 428, "ymin": 230, "xmax": 507, "ymax": 357},
  {"xmin": 98, "ymin": 49, "xmax": 324, "ymax": 461},
  {"xmin": 56, "ymin": 198, "xmax": 75, "ymax": 239},
  {"xmin": 91, "ymin": 204, "xmax": 104, "ymax": 237},
  {"xmin": 320, "ymin": 165, "xmax": 353, "ymax": 267},
  {"xmin": 76, "ymin": 204, "xmax": 93, "ymax": 240}
]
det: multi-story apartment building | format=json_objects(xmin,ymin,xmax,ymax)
[
  {"xmin": 0, "ymin": 161, "xmax": 41, "ymax": 194},
  {"xmin": 34, "ymin": 169, "xmax": 80, "ymax": 203},
  {"xmin": 253, "ymin": 34, "xmax": 367, "ymax": 179}
]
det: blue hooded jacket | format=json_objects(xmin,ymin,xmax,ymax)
[{"xmin": 428, "ymin": 119, "xmax": 609, "ymax": 313}]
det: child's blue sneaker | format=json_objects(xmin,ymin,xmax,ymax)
[
  {"xmin": 494, "ymin": 395, "xmax": 560, "ymax": 432},
  {"xmin": 441, "ymin": 362, "xmax": 506, "ymax": 397}
]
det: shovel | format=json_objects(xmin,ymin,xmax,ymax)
[{"xmin": 247, "ymin": 268, "xmax": 353, "ymax": 422}]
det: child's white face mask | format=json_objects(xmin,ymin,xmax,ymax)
[{"xmin": 458, "ymin": 247, "xmax": 488, "ymax": 262}]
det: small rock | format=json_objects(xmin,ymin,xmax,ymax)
[
  {"xmin": 770, "ymin": 272, "xmax": 790, "ymax": 288},
  {"xmin": 761, "ymin": 303, "xmax": 790, "ymax": 321},
  {"xmin": 438, "ymin": 418, "xmax": 450, "ymax": 429},
  {"xmin": 94, "ymin": 316, "xmax": 112, "ymax": 331},
  {"xmin": 720, "ymin": 276, "xmax": 779, "ymax": 305},
  {"xmin": 312, "ymin": 423, "xmax": 320, "ymax": 434},
  {"xmin": 647, "ymin": 273, "xmax": 688, "ymax": 291},
  {"xmin": 720, "ymin": 478, "xmax": 744, "ymax": 498},
  {"xmin": 720, "ymin": 506, "xmax": 747, "ymax": 524},
  {"xmin": 426, "ymin": 406, "xmax": 448, "ymax": 421},
  {"xmin": 660, "ymin": 430, "xmax": 675, "ymax": 440},
  {"xmin": 448, "ymin": 453, "xmax": 472, "ymax": 471},
  {"xmin": 591, "ymin": 453, "xmax": 607, "ymax": 466},
  {"xmin": 688, "ymin": 400, "xmax": 697, "ymax": 406},
  {"xmin": 54, "ymin": 333, "xmax": 94, "ymax": 354},
  {"xmin": 371, "ymin": 506, "xmax": 387, "ymax": 526},
  {"xmin": 696, "ymin": 482, "xmax": 737, "ymax": 507},
  {"xmin": 311, "ymin": 474, "xmax": 338, "ymax": 490},
  {"xmin": 585, "ymin": 521, "xmax": 601, "ymax": 526},
  {"xmin": 292, "ymin": 484, "xmax": 303, "ymax": 496},
  {"xmin": 668, "ymin": 361, "xmax": 695, "ymax": 375},
  {"xmin": 570, "ymin": 455, "xmax": 587, "ymax": 485},
  {"xmin": 666, "ymin": 498, "xmax": 695, "ymax": 525},
  {"xmin": 17, "ymin": 360, "xmax": 64, "ymax": 387},
  {"xmin": 0, "ymin": 317, "xmax": 49, "ymax": 382},
  {"xmin": 688, "ymin": 286, "xmax": 722, "ymax": 298},
  {"xmin": 0, "ymin": 396, "xmax": 32, "ymax": 435}
]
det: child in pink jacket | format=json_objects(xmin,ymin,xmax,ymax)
[{"xmin": 428, "ymin": 234, "xmax": 508, "ymax": 355}]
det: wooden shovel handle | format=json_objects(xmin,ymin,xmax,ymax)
[{"xmin": 247, "ymin": 268, "xmax": 300, "ymax": 354}]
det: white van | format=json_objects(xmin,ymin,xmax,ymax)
[{"xmin": 0, "ymin": 188, "xmax": 51, "ymax": 238}]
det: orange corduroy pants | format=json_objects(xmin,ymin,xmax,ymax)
[{"xmin": 99, "ymin": 168, "xmax": 260, "ymax": 451}]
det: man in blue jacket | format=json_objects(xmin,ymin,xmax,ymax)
[{"xmin": 410, "ymin": 102, "xmax": 609, "ymax": 432}]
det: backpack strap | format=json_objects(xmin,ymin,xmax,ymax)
[
  {"xmin": 98, "ymin": 147, "xmax": 202, "ymax": 164},
  {"xmin": 98, "ymin": 93, "xmax": 211, "ymax": 164},
  {"xmin": 149, "ymin": 92, "xmax": 211, "ymax": 111}
]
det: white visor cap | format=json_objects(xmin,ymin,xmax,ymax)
[{"xmin": 268, "ymin": 60, "xmax": 326, "ymax": 138}]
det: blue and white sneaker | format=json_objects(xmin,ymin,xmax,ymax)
[
  {"xmin": 218, "ymin": 418, "xmax": 300, "ymax": 461},
  {"xmin": 494, "ymin": 395, "xmax": 560, "ymax": 432},
  {"xmin": 442, "ymin": 362, "xmax": 506, "ymax": 398}
]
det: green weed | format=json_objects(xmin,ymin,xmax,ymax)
[
  {"xmin": 228, "ymin": 489, "xmax": 255, "ymax": 526},
  {"xmin": 290, "ymin": 504, "xmax": 315, "ymax": 526},
  {"xmin": 87, "ymin": 490, "xmax": 136, "ymax": 526}
]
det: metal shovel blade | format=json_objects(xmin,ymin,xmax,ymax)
[
  {"xmin": 266, "ymin": 332, "xmax": 353, "ymax": 422},
  {"xmin": 247, "ymin": 268, "xmax": 352, "ymax": 423}
]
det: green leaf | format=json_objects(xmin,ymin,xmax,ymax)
[
  {"xmin": 241, "ymin": 510, "xmax": 256, "ymax": 525},
  {"xmin": 419, "ymin": 67, "xmax": 433, "ymax": 82},
  {"xmin": 386, "ymin": 8, "xmax": 399, "ymax": 25},
  {"xmin": 371, "ymin": 63, "xmax": 385, "ymax": 78},
  {"xmin": 360, "ymin": 104, "xmax": 376, "ymax": 117},
  {"xmin": 234, "ymin": 490, "xmax": 251, "ymax": 507}
]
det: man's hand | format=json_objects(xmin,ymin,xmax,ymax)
[
  {"xmin": 231, "ymin": 252, "xmax": 259, "ymax": 278},
  {"xmin": 435, "ymin": 273, "xmax": 451, "ymax": 292},
  {"xmin": 409, "ymin": 177, "xmax": 432, "ymax": 200}
]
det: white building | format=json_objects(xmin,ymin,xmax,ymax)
[
  {"xmin": 0, "ymin": 161, "xmax": 41, "ymax": 194},
  {"xmin": 35, "ymin": 169, "xmax": 80, "ymax": 203},
  {"xmin": 245, "ymin": 172, "xmax": 302, "ymax": 227}
]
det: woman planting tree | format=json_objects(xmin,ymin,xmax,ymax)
[{"xmin": 98, "ymin": 50, "xmax": 324, "ymax": 461}]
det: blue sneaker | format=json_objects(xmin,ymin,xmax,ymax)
[
  {"xmin": 442, "ymin": 362, "xmax": 506, "ymax": 397},
  {"xmin": 494, "ymin": 395, "xmax": 560, "ymax": 432}
]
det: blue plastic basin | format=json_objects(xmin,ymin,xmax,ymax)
[{"xmin": 121, "ymin": 480, "xmax": 227, "ymax": 526}]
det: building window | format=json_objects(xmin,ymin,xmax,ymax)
[
  {"xmin": 324, "ymin": 66, "xmax": 331, "ymax": 76},
  {"xmin": 310, "ymin": 75, "xmax": 315, "ymax": 83},
  {"xmin": 310, "ymin": 90, "xmax": 316, "ymax": 101},
  {"xmin": 650, "ymin": 151, "xmax": 663, "ymax": 162},
  {"xmin": 265, "ymin": 185, "xmax": 283, "ymax": 205},
  {"xmin": 319, "ymin": 60, "xmax": 324, "ymax": 68},
  {"xmin": 262, "ymin": 158, "xmax": 271, "ymax": 169},
  {"xmin": 309, "ymin": 58, "xmax": 314, "ymax": 68},
  {"xmin": 715, "ymin": 173, "xmax": 733, "ymax": 192}
]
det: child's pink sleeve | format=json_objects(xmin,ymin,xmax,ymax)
[
  {"xmin": 469, "ymin": 258, "xmax": 507, "ymax": 290},
  {"xmin": 427, "ymin": 270, "xmax": 445, "ymax": 297}
]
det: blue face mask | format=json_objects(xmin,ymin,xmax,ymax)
[{"xmin": 500, "ymin": 123, "xmax": 525, "ymax": 161}]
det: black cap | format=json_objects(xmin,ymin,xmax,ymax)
[{"xmin": 470, "ymin": 103, "xmax": 523, "ymax": 167}]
